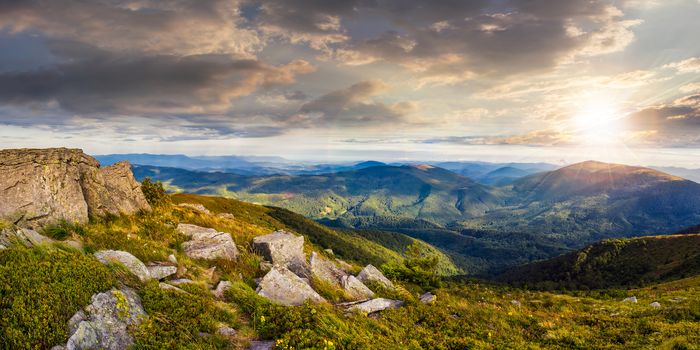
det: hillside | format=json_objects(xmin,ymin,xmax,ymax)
[
  {"xmin": 460, "ymin": 161, "xmax": 700, "ymax": 245},
  {"xmin": 477, "ymin": 166, "xmax": 531, "ymax": 186},
  {"xmin": 499, "ymin": 234, "xmax": 700, "ymax": 289}
]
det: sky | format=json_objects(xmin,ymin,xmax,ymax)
[{"xmin": 1, "ymin": 0, "xmax": 700, "ymax": 166}]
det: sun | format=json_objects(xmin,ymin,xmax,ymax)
[{"xmin": 572, "ymin": 97, "xmax": 623, "ymax": 145}]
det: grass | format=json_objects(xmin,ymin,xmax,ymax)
[{"xmin": 2, "ymin": 192, "xmax": 700, "ymax": 349}]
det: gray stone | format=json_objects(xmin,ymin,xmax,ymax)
[
  {"xmin": 0, "ymin": 227, "xmax": 55, "ymax": 248},
  {"xmin": 324, "ymin": 248, "xmax": 334, "ymax": 256},
  {"xmin": 249, "ymin": 340, "xmax": 275, "ymax": 350},
  {"xmin": 169, "ymin": 278, "xmax": 194, "ymax": 285},
  {"xmin": 65, "ymin": 288, "xmax": 146, "ymax": 350},
  {"xmin": 357, "ymin": 264, "xmax": 395, "ymax": 291},
  {"xmin": 510, "ymin": 299, "xmax": 520, "ymax": 307},
  {"xmin": 345, "ymin": 298, "xmax": 403, "ymax": 314},
  {"xmin": 177, "ymin": 224, "xmax": 239, "ymax": 261},
  {"xmin": 256, "ymin": 267, "xmax": 325, "ymax": 306},
  {"xmin": 310, "ymin": 251, "xmax": 346, "ymax": 286},
  {"xmin": 168, "ymin": 254, "xmax": 178, "ymax": 264},
  {"xmin": 213, "ymin": 280, "xmax": 233, "ymax": 300},
  {"xmin": 177, "ymin": 203, "xmax": 212, "ymax": 215},
  {"xmin": 622, "ymin": 296, "xmax": 638, "ymax": 303},
  {"xmin": 94, "ymin": 250, "xmax": 151, "ymax": 282},
  {"xmin": 252, "ymin": 231, "xmax": 305, "ymax": 267},
  {"xmin": 342, "ymin": 275, "xmax": 374, "ymax": 300},
  {"xmin": 421, "ymin": 292, "xmax": 437, "ymax": 304},
  {"xmin": 0, "ymin": 148, "xmax": 150, "ymax": 229},
  {"xmin": 217, "ymin": 212, "xmax": 235, "ymax": 220},
  {"xmin": 51, "ymin": 346, "xmax": 66, "ymax": 350},
  {"xmin": 146, "ymin": 263, "xmax": 177, "ymax": 280},
  {"xmin": 217, "ymin": 326, "xmax": 237, "ymax": 338},
  {"xmin": 159, "ymin": 283, "xmax": 186, "ymax": 293},
  {"xmin": 650, "ymin": 301, "xmax": 661, "ymax": 308}
]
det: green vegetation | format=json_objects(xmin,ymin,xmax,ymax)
[
  {"xmin": 3, "ymin": 192, "xmax": 700, "ymax": 349},
  {"xmin": 0, "ymin": 246, "xmax": 116, "ymax": 349},
  {"xmin": 500, "ymin": 234, "xmax": 700, "ymax": 290},
  {"xmin": 141, "ymin": 177, "xmax": 171, "ymax": 207}
]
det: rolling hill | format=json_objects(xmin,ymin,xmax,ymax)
[{"xmin": 499, "ymin": 233, "xmax": 700, "ymax": 289}]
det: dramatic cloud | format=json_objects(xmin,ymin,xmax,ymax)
[{"xmin": 297, "ymin": 80, "xmax": 416, "ymax": 126}]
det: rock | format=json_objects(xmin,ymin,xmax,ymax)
[
  {"xmin": 177, "ymin": 203, "xmax": 212, "ymax": 215},
  {"xmin": 420, "ymin": 292, "xmax": 437, "ymax": 304},
  {"xmin": 177, "ymin": 224, "xmax": 239, "ymax": 261},
  {"xmin": 159, "ymin": 283, "xmax": 186, "ymax": 293},
  {"xmin": 169, "ymin": 278, "xmax": 194, "ymax": 285},
  {"xmin": 0, "ymin": 227, "xmax": 55, "ymax": 248},
  {"xmin": 342, "ymin": 275, "xmax": 374, "ymax": 300},
  {"xmin": 510, "ymin": 299, "xmax": 521, "ymax": 307},
  {"xmin": 0, "ymin": 148, "xmax": 150, "ymax": 228},
  {"xmin": 649, "ymin": 302, "xmax": 661, "ymax": 308},
  {"xmin": 213, "ymin": 280, "xmax": 233, "ymax": 299},
  {"xmin": 252, "ymin": 230, "xmax": 305, "ymax": 268},
  {"xmin": 310, "ymin": 251, "xmax": 346, "ymax": 286},
  {"xmin": 249, "ymin": 340, "xmax": 275, "ymax": 350},
  {"xmin": 622, "ymin": 296, "xmax": 638, "ymax": 303},
  {"xmin": 51, "ymin": 346, "xmax": 66, "ymax": 350},
  {"xmin": 344, "ymin": 298, "xmax": 403, "ymax": 314},
  {"xmin": 65, "ymin": 288, "xmax": 146, "ymax": 350},
  {"xmin": 217, "ymin": 326, "xmax": 237, "ymax": 338},
  {"xmin": 217, "ymin": 212, "xmax": 235, "ymax": 220},
  {"xmin": 324, "ymin": 248, "xmax": 334, "ymax": 256},
  {"xmin": 94, "ymin": 250, "xmax": 151, "ymax": 282},
  {"xmin": 168, "ymin": 254, "xmax": 178, "ymax": 264},
  {"xmin": 256, "ymin": 267, "xmax": 325, "ymax": 306},
  {"xmin": 670, "ymin": 297, "xmax": 686, "ymax": 303},
  {"xmin": 146, "ymin": 263, "xmax": 177, "ymax": 280},
  {"xmin": 357, "ymin": 264, "xmax": 395, "ymax": 291}
]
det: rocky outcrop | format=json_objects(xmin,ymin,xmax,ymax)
[
  {"xmin": 256, "ymin": 267, "xmax": 325, "ymax": 306},
  {"xmin": 177, "ymin": 224, "xmax": 239, "ymax": 261},
  {"xmin": 0, "ymin": 148, "xmax": 150, "ymax": 228},
  {"xmin": 94, "ymin": 250, "xmax": 151, "ymax": 282},
  {"xmin": 64, "ymin": 288, "xmax": 146, "ymax": 350},
  {"xmin": 357, "ymin": 264, "xmax": 395, "ymax": 291},
  {"xmin": 1, "ymin": 227, "xmax": 54, "ymax": 247},
  {"xmin": 309, "ymin": 251, "xmax": 346, "ymax": 286},
  {"xmin": 344, "ymin": 298, "xmax": 403, "ymax": 314},
  {"xmin": 252, "ymin": 231, "xmax": 305, "ymax": 269}
]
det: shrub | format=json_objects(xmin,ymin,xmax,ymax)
[
  {"xmin": 0, "ymin": 246, "xmax": 115, "ymax": 349},
  {"xmin": 141, "ymin": 178, "xmax": 171, "ymax": 207},
  {"xmin": 41, "ymin": 220, "xmax": 84, "ymax": 240},
  {"xmin": 383, "ymin": 243, "xmax": 442, "ymax": 291}
]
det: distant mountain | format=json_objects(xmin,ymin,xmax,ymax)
[
  {"xmin": 653, "ymin": 166, "xmax": 700, "ymax": 184},
  {"xmin": 434, "ymin": 161, "xmax": 558, "ymax": 180},
  {"xmin": 477, "ymin": 166, "xmax": 531, "ymax": 186},
  {"xmin": 499, "ymin": 234, "xmax": 700, "ymax": 289},
  {"xmin": 460, "ymin": 161, "xmax": 700, "ymax": 245}
]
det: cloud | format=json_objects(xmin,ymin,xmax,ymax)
[
  {"xmin": 422, "ymin": 129, "xmax": 574, "ymax": 147},
  {"xmin": 664, "ymin": 57, "xmax": 700, "ymax": 74},
  {"xmin": 0, "ymin": 0, "xmax": 262, "ymax": 58},
  {"xmin": 623, "ymin": 93, "xmax": 700, "ymax": 146},
  {"xmin": 296, "ymin": 80, "xmax": 416, "ymax": 126},
  {"xmin": 0, "ymin": 49, "xmax": 315, "ymax": 114}
]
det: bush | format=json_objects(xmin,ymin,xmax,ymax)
[
  {"xmin": 0, "ymin": 246, "xmax": 115, "ymax": 349},
  {"xmin": 383, "ymin": 243, "xmax": 442, "ymax": 291},
  {"xmin": 41, "ymin": 220, "xmax": 84, "ymax": 240},
  {"xmin": 141, "ymin": 178, "xmax": 171, "ymax": 208}
]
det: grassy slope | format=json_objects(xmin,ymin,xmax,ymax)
[
  {"xmin": 2, "ymin": 195, "xmax": 700, "ymax": 349},
  {"xmin": 499, "ymin": 234, "xmax": 700, "ymax": 290}
]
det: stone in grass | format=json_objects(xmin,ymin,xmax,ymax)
[
  {"xmin": 146, "ymin": 263, "xmax": 177, "ymax": 280},
  {"xmin": 420, "ymin": 292, "xmax": 437, "ymax": 304},
  {"xmin": 212, "ymin": 280, "xmax": 233, "ymax": 300},
  {"xmin": 649, "ymin": 301, "xmax": 661, "ymax": 308},
  {"xmin": 357, "ymin": 264, "xmax": 395, "ymax": 291},
  {"xmin": 249, "ymin": 340, "xmax": 275, "ymax": 350},
  {"xmin": 177, "ymin": 224, "xmax": 239, "ymax": 261},
  {"xmin": 252, "ymin": 230, "xmax": 305, "ymax": 268},
  {"xmin": 217, "ymin": 326, "xmax": 237, "ymax": 338},
  {"xmin": 64, "ymin": 288, "xmax": 146, "ymax": 350},
  {"xmin": 344, "ymin": 298, "xmax": 403, "ymax": 314},
  {"xmin": 256, "ymin": 266, "xmax": 325, "ymax": 306},
  {"xmin": 622, "ymin": 296, "xmax": 638, "ymax": 303},
  {"xmin": 93, "ymin": 250, "xmax": 150, "ymax": 282},
  {"xmin": 309, "ymin": 251, "xmax": 347, "ymax": 286},
  {"xmin": 342, "ymin": 275, "xmax": 375, "ymax": 300}
]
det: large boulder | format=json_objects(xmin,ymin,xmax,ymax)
[
  {"xmin": 0, "ymin": 148, "xmax": 150, "ymax": 228},
  {"xmin": 357, "ymin": 264, "xmax": 395, "ymax": 291},
  {"xmin": 65, "ymin": 288, "xmax": 146, "ymax": 350},
  {"xmin": 0, "ymin": 227, "xmax": 55, "ymax": 247},
  {"xmin": 146, "ymin": 263, "xmax": 177, "ymax": 280},
  {"xmin": 177, "ymin": 224, "xmax": 239, "ymax": 261},
  {"xmin": 256, "ymin": 267, "xmax": 325, "ymax": 306},
  {"xmin": 94, "ymin": 250, "xmax": 151, "ymax": 282},
  {"xmin": 252, "ymin": 230, "xmax": 305, "ymax": 268},
  {"xmin": 344, "ymin": 298, "xmax": 403, "ymax": 314}
]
